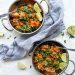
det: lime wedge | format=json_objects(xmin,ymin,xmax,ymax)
[
  {"xmin": 17, "ymin": 62, "xmax": 26, "ymax": 70},
  {"xmin": 0, "ymin": 32, "xmax": 4, "ymax": 37},
  {"xmin": 36, "ymin": 12, "xmax": 43, "ymax": 21},
  {"xmin": 59, "ymin": 62, "xmax": 67, "ymax": 70},
  {"xmin": 61, "ymin": 53, "xmax": 67, "ymax": 62},
  {"xmin": 34, "ymin": 3, "xmax": 41, "ymax": 12},
  {"xmin": 67, "ymin": 26, "xmax": 75, "ymax": 37}
]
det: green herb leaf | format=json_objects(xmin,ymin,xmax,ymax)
[
  {"xmin": 39, "ymin": 59, "xmax": 43, "ymax": 63},
  {"xmin": 64, "ymin": 40, "xmax": 66, "ymax": 43},
  {"xmin": 54, "ymin": 65, "xmax": 59, "ymax": 70},
  {"xmin": 45, "ymin": 61, "xmax": 50, "ymax": 67},
  {"xmin": 43, "ymin": 51, "xmax": 51, "ymax": 58},
  {"xmin": 17, "ymin": 8, "xmax": 22, "ymax": 13},
  {"xmin": 19, "ymin": 16, "xmax": 27, "ymax": 21},
  {"xmin": 18, "ymin": 24, "xmax": 31, "ymax": 32},
  {"xmin": 69, "ymin": 35, "xmax": 74, "ymax": 38},
  {"xmin": 31, "ymin": 27, "xmax": 36, "ymax": 31},
  {"xmin": 23, "ymin": 6, "xmax": 32, "ymax": 14},
  {"xmin": 61, "ymin": 32, "xmax": 64, "ymax": 36},
  {"xmin": 30, "ymin": 65, "xmax": 32, "ymax": 69}
]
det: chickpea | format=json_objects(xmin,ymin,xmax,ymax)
[
  {"xmin": 45, "ymin": 67, "xmax": 55, "ymax": 73},
  {"xmin": 37, "ymin": 63, "xmax": 44, "ymax": 71},
  {"xmin": 11, "ymin": 12, "xmax": 19, "ymax": 17}
]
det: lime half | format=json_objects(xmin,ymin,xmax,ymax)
[
  {"xmin": 67, "ymin": 26, "xmax": 75, "ymax": 37},
  {"xmin": 0, "ymin": 32, "xmax": 4, "ymax": 37},
  {"xmin": 61, "ymin": 53, "xmax": 67, "ymax": 62},
  {"xmin": 34, "ymin": 3, "xmax": 41, "ymax": 13},
  {"xmin": 17, "ymin": 62, "xmax": 26, "ymax": 70},
  {"xmin": 36, "ymin": 12, "xmax": 43, "ymax": 21},
  {"xmin": 59, "ymin": 62, "xmax": 67, "ymax": 70}
]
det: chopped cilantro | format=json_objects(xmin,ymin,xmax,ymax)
[
  {"xmin": 64, "ymin": 40, "xmax": 66, "ymax": 43},
  {"xmin": 19, "ymin": 16, "xmax": 27, "ymax": 21},
  {"xmin": 30, "ymin": 65, "xmax": 32, "ymax": 69},
  {"xmin": 61, "ymin": 32, "xmax": 64, "ymax": 36}
]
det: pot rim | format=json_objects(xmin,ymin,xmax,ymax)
[
  {"xmin": 7, "ymin": 0, "xmax": 45, "ymax": 35},
  {"xmin": 32, "ymin": 40, "xmax": 69, "ymax": 75}
]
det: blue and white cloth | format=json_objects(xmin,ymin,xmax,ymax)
[{"xmin": 0, "ymin": 0, "xmax": 65, "ymax": 61}]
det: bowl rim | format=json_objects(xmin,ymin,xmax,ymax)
[
  {"xmin": 7, "ymin": 0, "xmax": 45, "ymax": 35},
  {"xmin": 32, "ymin": 40, "xmax": 69, "ymax": 75}
]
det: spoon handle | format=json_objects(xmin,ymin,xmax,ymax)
[{"xmin": 59, "ymin": 47, "xmax": 75, "ymax": 51}]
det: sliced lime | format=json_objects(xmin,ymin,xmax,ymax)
[
  {"xmin": 17, "ymin": 62, "xmax": 26, "ymax": 70},
  {"xmin": 59, "ymin": 62, "xmax": 67, "ymax": 70},
  {"xmin": 34, "ymin": 3, "xmax": 41, "ymax": 13},
  {"xmin": 36, "ymin": 12, "xmax": 43, "ymax": 21},
  {"xmin": 61, "ymin": 53, "xmax": 67, "ymax": 62},
  {"xmin": 67, "ymin": 26, "xmax": 75, "ymax": 37},
  {"xmin": 0, "ymin": 32, "xmax": 4, "ymax": 37}
]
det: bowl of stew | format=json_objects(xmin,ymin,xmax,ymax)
[
  {"xmin": 7, "ymin": 0, "xmax": 44, "ymax": 34},
  {"xmin": 32, "ymin": 40, "xmax": 69, "ymax": 75}
]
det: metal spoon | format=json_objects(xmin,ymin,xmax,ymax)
[
  {"xmin": 58, "ymin": 47, "xmax": 75, "ymax": 51},
  {"xmin": 40, "ymin": 0, "xmax": 54, "ymax": 24}
]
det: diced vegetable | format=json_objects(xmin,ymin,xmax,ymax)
[
  {"xmin": 29, "ymin": 20, "xmax": 40, "ymax": 27},
  {"xmin": 11, "ymin": 12, "xmax": 19, "ymax": 17},
  {"xmin": 15, "ymin": 25, "xmax": 21, "ymax": 30},
  {"xmin": 28, "ymin": 4, "xmax": 32, "ymax": 8},
  {"xmin": 53, "ymin": 47, "xmax": 59, "ymax": 53},
  {"xmin": 19, "ymin": 22, "xmax": 24, "ymax": 26},
  {"xmin": 37, "ymin": 54, "xmax": 43, "ymax": 59},
  {"xmin": 36, "ymin": 12, "xmax": 43, "ymax": 21},
  {"xmin": 61, "ymin": 53, "xmax": 67, "ymax": 62},
  {"xmin": 17, "ymin": 62, "xmax": 26, "ymax": 70},
  {"xmin": 59, "ymin": 62, "xmax": 67, "ymax": 70},
  {"xmin": 37, "ymin": 63, "xmax": 44, "ymax": 70},
  {"xmin": 34, "ymin": 3, "xmax": 41, "ymax": 12}
]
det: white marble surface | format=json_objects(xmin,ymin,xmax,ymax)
[{"xmin": 0, "ymin": 0, "xmax": 75, "ymax": 75}]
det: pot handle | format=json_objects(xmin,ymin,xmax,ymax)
[
  {"xmin": 40, "ymin": 0, "xmax": 51, "ymax": 15},
  {"xmin": 43, "ymin": 60, "xmax": 75, "ymax": 75},
  {"xmin": 40, "ymin": 0, "xmax": 54, "ymax": 23},
  {"xmin": 64, "ymin": 60, "xmax": 75, "ymax": 75},
  {"xmin": 1, "ymin": 18, "xmax": 13, "ymax": 31},
  {"xmin": 0, "ymin": 13, "xmax": 8, "ymax": 18}
]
